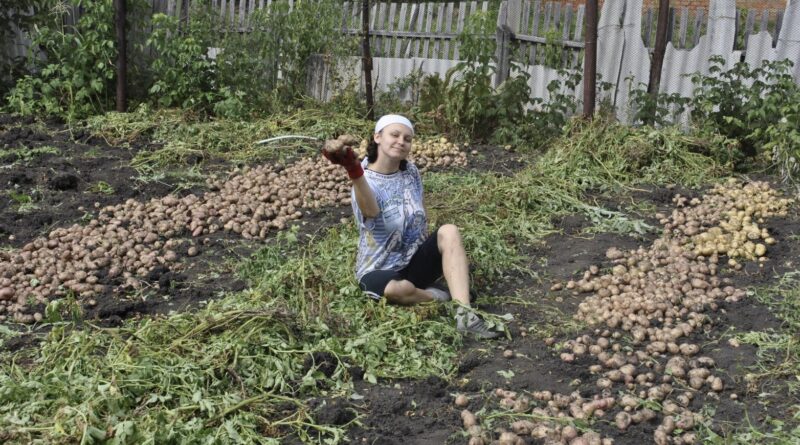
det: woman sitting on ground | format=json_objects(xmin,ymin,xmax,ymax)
[{"xmin": 322, "ymin": 114, "xmax": 499, "ymax": 339}]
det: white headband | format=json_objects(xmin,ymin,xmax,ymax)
[{"xmin": 375, "ymin": 114, "xmax": 414, "ymax": 135}]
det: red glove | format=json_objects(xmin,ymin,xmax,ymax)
[{"xmin": 322, "ymin": 135, "xmax": 364, "ymax": 180}]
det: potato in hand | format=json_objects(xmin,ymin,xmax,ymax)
[{"xmin": 323, "ymin": 134, "xmax": 359, "ymax": 155}]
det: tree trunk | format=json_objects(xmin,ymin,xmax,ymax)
[
  {"xmin": 647, "ymin": 0, "xmax": 670, "ymax": 124},
  {"xmin": 362, "ymin": 0, "xmax": 374, "ymax": 121},
  {"xmin": 582, "ymin": 0, "xmax": 598, "ymax": 119},
  {"xmin": 115, "ymin": 0, "xmax": 127, "ymax": 112}
]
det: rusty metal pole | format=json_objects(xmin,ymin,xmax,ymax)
[
  {"xmin": 362, "ymin": 0, "xmax": 374, "ymax": 121},
  {"xmin": 583, "ymin": 0, "xmax": 598, "ymax": 119},
  {"xmin": 115, "ymin": 0, "xmax": 127, "ymax": 112},
  {"xmin": 647, "ymin": 0, "xmax": 670, "ymax": 124}
]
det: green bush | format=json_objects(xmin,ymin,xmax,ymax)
[
  {"xmin": 417, "ymin": 11, "xmax": 533, "ymax": 143},
  {"xmin": 690, "ymin": 57, "xmax": 798, "ymax": 157},
  {"xmin": 6, "ymin": 0, "xmax": 119, "ymax": 120},
  {"xmin": 146, "ymin": 11, "xmax": 217, "ymax": 110},
  {"xmin": 147, "ymin": 0, "xmax": 353, "ymax": 116}
]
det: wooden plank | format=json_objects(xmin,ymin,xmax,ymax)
[
  {"xmin": 249, "ymin": 0, "xmax": 256, "ymax": 28},
  {"xmin": 552, "ymin": 2, "xmax": 561, "ymax": 32},
  {"xmin": 644, "ymin": 8, "xmax": 653, "ymax": 48},
  {"xmin": 423, "ymin": 2, "xmax": 434, "ymax": 58},
  {"xmin": 666, "ymin": 7, "xmax": 674, "ymax": 46},
  {"xmin": 760, "ymin": 10, "xmax": 769, "ymax": 33},
  {"xmin": 352, "ymin": 0, "xmax": 360, "ymax": 31},
  {"xmin": 774, "ymin": 10, "xmax": 783, "ymax": 47},
  {"xmin": 745, "ymin": 9, "xmax": 756, "ymax": 38},
  {"xmin": 734, "ymin": 9, "xmax": 741, "ymax": 49},
  {"xmin": 373, "ymin": 2, "xmax": 387, "ymax": 57},
  {"xmin": 529, "ymin": 0, "xmax": 541, "ymax": 65},
  {"xmin": 693, "ymin": 8, "xmax": 704, "ymax": 47},
  {"xmin": 481, "ymin": 0, "xmax": 488, "ymax": 13},
  {"xmin": 443, "ymin": 2, "xmax": 454, "ymax": 59},
  {"xmin": 679, "ymin": 7, "xmax": 688, "ymax": 49},
  {"xmin": 561, "ymin": 6, "xmax": 572, "ymax": 69},
  {"xmin": 228, "ymin": 0, "xmax": 235, "ymax": 30},
  {"xmin": 167, "ymin": 0, "xmax": 176, "ymax": 16},
  {"xmin": 454, "ymin": 1, "xmax": 467, "ymax": 59},
  {"xmin": 433, "ymin": 3, "xmax": 445, "ymax": 58},
  {"xmin": 520, "ymin": 0, "xmax": 530, "ymax": 34},
  {"xmin": 384, "ymin": 2, "xmax": 397, "ymax": 57},
  {"xmin": 341, "ymin": 1, "xmax": 350, "ymax": 32},
  {"xmin": 404, "ymin": 3, "xmax": 421, "ymax": 58},
  {"xmin": 413, "ymin": 3, "xmax": 427, "ymax": 57},
  {"xmin": 395, "ymin": 2, "xmax": 409, "ymax": 57},
  {"xmin": 239, "ymin": 0, "xmax": 247, "ymax": 31},
  {"xmin": 537, "ymin": 1, "xmax": 553, "ymax": 65},
  {"xmin": 220, "ymin": 0, "xmax": 227, "ymax": 22},
  {"xmin": 573, "ymin": 4, "xmax": 585, "ymax": 69}
]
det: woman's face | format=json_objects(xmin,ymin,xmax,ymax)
[{"xmin": 374, "ymin": 123, "xmax": 413, "ymax": 162}]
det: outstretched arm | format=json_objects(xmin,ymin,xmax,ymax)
[{"xmin": 322, "ymin": 135, "xmax": 379, "ymax": 218}]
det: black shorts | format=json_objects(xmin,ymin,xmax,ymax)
[{"xmin": 359, "ymin": 227, "xmax": 443, "ymax": 300}]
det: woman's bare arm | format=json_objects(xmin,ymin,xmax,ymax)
[{"xmin": 352, "ymin": 175, "xmax": 380, "ymax": 219}]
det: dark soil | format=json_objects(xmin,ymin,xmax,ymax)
[{"xmin": 3, "ymin": 115, "xmax": 800, "ymax": 444}]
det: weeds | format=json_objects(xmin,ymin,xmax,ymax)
[
  {"xmin": 0, "ymin": 145, "xmax": 60, "ymax": 164},
  {"xmin": 86, "ymin": 181, "xmax": 115, "ymax": 194},
  {"xmin": 733, "ymin": 272, "xmax": 800, "ymax": 396}
]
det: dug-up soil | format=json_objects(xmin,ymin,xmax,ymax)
[{"xmin": 3, "ymin": 114, "xmax": 800, "ymax": 444}]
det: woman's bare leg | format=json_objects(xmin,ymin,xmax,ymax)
[{"xmin": 437, "ymin": 224, "xmax": 471, "ymax": 307}]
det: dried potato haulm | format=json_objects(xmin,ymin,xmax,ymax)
[
  {"xmin": 358, "ymin": 136, "xmax": 468, "ymax": 171},
  {"xmin": 0, "ymin": 157, "xmax": 352, "ymax": 323}
]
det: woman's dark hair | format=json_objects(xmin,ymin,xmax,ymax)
[{"xmin": 366, "ymin": 135, "xmax": 408, "ymax": 171}]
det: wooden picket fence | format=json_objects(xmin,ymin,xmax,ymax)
[{"xmin": 3, "ymin": 0, "xmax": 800, "ymax": 121}]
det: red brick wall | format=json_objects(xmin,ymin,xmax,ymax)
[{"xmin": 570, "ymin": 0, "xmax": 787, "ymax": 10}]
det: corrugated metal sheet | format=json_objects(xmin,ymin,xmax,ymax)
[
  {"xmin": 660, "ymin": 0, "xmax": 737, "ymax": 100},
  {"xmin": 596, "ymin": 0, "xmax": 626, "ymax": 110},
  {"xmin": 519, "ymin": 64, "xmax": 564, "ymax": 107},
  {"xmin": 616, "ymin": 0, "xmax": 651, "ymax": 123},
  {"xmin": 777, "ymin": 0, "xmax": 800, "ymax": 82},
  {"xmin": 745, "ymin": 31, "xmax": 777, "ymax": 68}
]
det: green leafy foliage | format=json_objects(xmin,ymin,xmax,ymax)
[
  {"xmin": 146, "ymin": 0, "xmax": 353, "ymax": 116},
  {"xmin": 146, "ymin": 11, "xmax": 217, "ymax": 110},
  {"xmin": 690, "ymin": 57, "xmax": 799, "ymax": 158},
  {"xmin": 627, "ymin": 79, "xmax": 691, "ymax": 127},
  {"xmin": 6, "ymin": 0, "xmax": 119, "ymax": 121},
  {"xmin": 418, "ymin": 11, "xmax": 532, "ymax": 144},
  {"xmin": 0, "ymin": 0, "xmax": 48, "ymax": 98}
]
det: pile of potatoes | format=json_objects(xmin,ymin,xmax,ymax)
[
  {"xmin": 457, "ymin": 389, "xmax": 616, "ymax": 444},
  {"xmin": 0, "ymin": 156, "xmax": 352, "ymax": 323},
  {"xmin": 662, "ymin": 179, "xmax": 793, "ymax": 267},
  {"xmin": 473, "ymin": 180, "xmax": 792, "ymax": 445},
  {"xmin": 357, "ymin": 136, "xmax": 468, "ymax": 171}
]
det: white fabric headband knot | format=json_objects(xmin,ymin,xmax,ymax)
[{"xmin": 375, "ymin": 114, "xmax": 414, "ymax": 135}]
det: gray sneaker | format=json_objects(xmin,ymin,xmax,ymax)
[
  {"xmin": 425, "ymin": 286, "xmax": 451, "ymax": 302},
  {"xmin": 456, "ymin": 310, "xmax": 501, "ymax": 339}
]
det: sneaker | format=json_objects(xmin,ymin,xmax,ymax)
[
  {"xmin": 425, "ymin": 286, "xmax": 451, "ymax": 302},
  {"xmin": 456, "ymin": 310, "xmax": 500, "ymax": 339}
]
